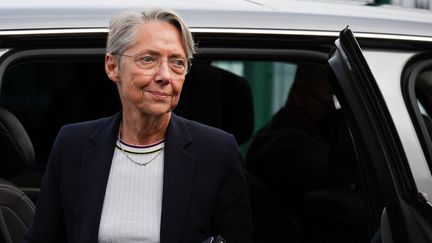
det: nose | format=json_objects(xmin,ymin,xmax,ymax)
[{"xmin": 154, "ymin": 60, "xmax": 172, "ymax": 85}]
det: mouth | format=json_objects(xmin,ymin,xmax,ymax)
[{"xmin": 144, "ymin": 90, "xmax": 173, "ymax": 99}]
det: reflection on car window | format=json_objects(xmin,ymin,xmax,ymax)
[{"xmin": 418, "ymin": 100, "xmax": 430, "ymax": 117}]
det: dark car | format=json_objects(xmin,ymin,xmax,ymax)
[{"xmin": 1, "ymin": 1, "xmax": 432, "ymax": 243}]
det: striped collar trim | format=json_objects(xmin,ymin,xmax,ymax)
[{"xmin": 116, "ymin": 139, "xmax": 165, "ymax": 154}]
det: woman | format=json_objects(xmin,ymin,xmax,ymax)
[{"xmin": 23, "ymin": 8, "xmax": 252, "ymax": 243}]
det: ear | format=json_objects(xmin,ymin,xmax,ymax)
[{"xmin": 105, "ymin": 53, "xmax": 121, "ymax": 83}]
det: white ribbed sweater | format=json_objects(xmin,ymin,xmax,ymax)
[{"xmin": 98, "ymin": 140, "xmax": 165, "ymax": 243}]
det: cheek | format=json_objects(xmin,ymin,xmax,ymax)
[
  {"xmin": 173, "ymin": 79, "xmax": 185, "ymax": 95},
  {"xmin": 170, "ymin": 80, "xmax": 185, "ymax": 107},
  {"xmin": 123, "ymin": 73, "xmax": 152, "ymax": 93},
  {"xmin": 118, "ymin": 81, "xmax": 144, "ymax": 105}
]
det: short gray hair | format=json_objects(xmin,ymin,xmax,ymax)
[{"xmin": 107, "ymin": 8, "xmax": 195, "ymax": 59}]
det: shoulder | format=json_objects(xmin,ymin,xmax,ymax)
[
  {"xmin": 49, "ymin": 113, "xmax": 119, "ymax": 153},
  {"xmin": 171, "ymin": 114, "xmax": 243, "ymax": 167},
  {"xmin": 59, "ymin": 113, "xmax": 119, "ymax": 138},
  {"xmin": 173, "ymin": 114, "xmax": 237, "ymax": 146}
]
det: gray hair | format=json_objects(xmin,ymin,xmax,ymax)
[{"xmin": 106, "ymin": 8, "xmax": 195, "ymax": 59}]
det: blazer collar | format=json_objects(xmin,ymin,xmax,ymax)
[
  {"xmin": 79, "ymin": 112, "xmax": 196, "ymax": 243},
  {"xmin": 80, "ymin": 112, "xmax": 121, "ymax": 243},
  {"xmin": 160, "ymin": 113, "xmax": 196, "ymax": 243}
]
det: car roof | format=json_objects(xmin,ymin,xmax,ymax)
[{"xmin": 0, "ymin": 0, "xmax": 432, "ymax": 38}]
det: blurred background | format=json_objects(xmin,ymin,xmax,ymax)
[{"xmin": 301, "ymin": 0, "xmax": 431, "ymax": 9}]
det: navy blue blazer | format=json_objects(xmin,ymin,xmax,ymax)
[{"xmin": 23, "ymin": 113, "xmax": 252, "ymax": 243}]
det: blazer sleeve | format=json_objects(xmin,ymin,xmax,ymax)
[
  {"xmin": 22, "ymin": 128, "xmax": 67, "ymax": 243},
  {"xmin": 212, "ymin": 137, "xmax": 253, "ymax": 243}
]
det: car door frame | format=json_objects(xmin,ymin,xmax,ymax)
[{"xmin": 328, "ymin": 27, "xmax": 432, "ymax": 243}]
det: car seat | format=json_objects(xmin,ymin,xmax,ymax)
[
  {"xmin": 176, "ymin": 60, "xmax": 254, "ymax": 145},
  {"xmin": 245, "ymin": 63, "xmax": 368, "ymax": 242},
  {"xmin": 176, "ymin": 61, "xmax": 300, "ymax": 242},
  {"xmin": 0, "ymin": 106, "xmax": 35, "ymax": 243}
]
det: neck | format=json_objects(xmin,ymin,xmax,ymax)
[{"xmin": 120, "ymin": 111, "xmax": 171, "ymax": 146}]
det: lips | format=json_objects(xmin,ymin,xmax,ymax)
[{"xmin": 145, "ymin": 90, "xmax": 173, "ymax": 98}]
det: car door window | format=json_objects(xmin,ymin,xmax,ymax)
[{"xmin": 212, "ymin": 61, "xmax": 296, "ymax": 136}]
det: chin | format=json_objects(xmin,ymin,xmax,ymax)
[{"xmin": 142, "ymin": 106, "xmax": 172, "ymax": 117}]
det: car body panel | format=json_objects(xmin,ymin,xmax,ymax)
[
  {"xmin": 330, "ymin": 29, "xmax": 432, "ymax": 242},
  {"xmin": 0, "ymin": 0, "xmax": 432, "ymax": 38},
  {"xmin": 364, "ymin": 50, "xmax": 432, "ymax": 198}
]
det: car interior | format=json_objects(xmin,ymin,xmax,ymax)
[
  {"xmin": 0, "ymin": 49, "xmax": 375, "ymax": 243},
  {"xmin": 0, "ymin": 106, "xmax": 36, "ymax": 243}
]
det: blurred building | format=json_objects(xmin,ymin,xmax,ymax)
[
  {"xmin": 304, "ymin": 0, "xmax": 431, "ymax": 9},
  {"xmin": 390, "ymin": 0, "xmax": 431, "ymax": 8}
]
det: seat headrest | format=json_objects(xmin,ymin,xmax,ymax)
[
  {"xmin": 0, "ymin": 107, "xmax": 35, "ymax": 173},
  {"xmin": 176, "ymin": 61, "xmax": 254, "ymax": 145}
]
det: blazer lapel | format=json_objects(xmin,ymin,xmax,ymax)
[
  {"xmin": 160, "ymin": 114, "xmax": 196, "ymax": 243},
  {"xmin": 79, "ymin": 113, "xmax": 121, "ymax": 243}
]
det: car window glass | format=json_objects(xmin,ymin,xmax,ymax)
[{"xmin": 212, "ymin": 61, "xmax": 297, "ymax": 131}]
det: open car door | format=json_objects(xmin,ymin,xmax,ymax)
[{"xmin": 328, "ymin": 28, "xmax": 432, "ymax": 243}]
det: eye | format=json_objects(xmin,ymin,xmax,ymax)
[
  {"xmin": 170, "ymin": 58, "xmax": 187, "ymax": 69},
  {"xmin": 137, "ymin": 55, "xmax": 156, "ymax": 65}
]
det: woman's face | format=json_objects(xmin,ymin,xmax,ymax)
[{"xmin": 105, "ymin": 21, "xmax": 187, "ymax": 118}]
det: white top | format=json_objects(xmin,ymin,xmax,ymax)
[{"xmin": 98, "ymin": 139, "xmax": 165, "ymax": 243}]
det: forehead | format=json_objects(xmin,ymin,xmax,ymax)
[{"xmin": 130, "ymin": 20, "xmax": 185, "ymax": 56}]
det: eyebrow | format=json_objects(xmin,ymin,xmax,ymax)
[{"xmin": 136, "ymin": 50, "xmax": 186, "ymax": 59}]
